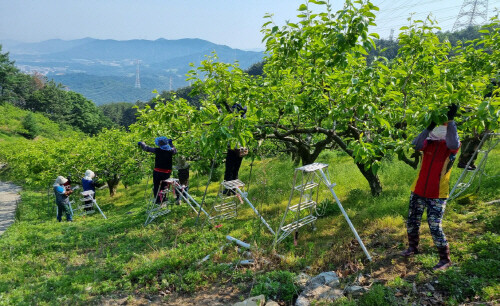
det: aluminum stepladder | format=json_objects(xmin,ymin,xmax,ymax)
[
  {"xmin": 78, "ymin": 190, "xmax": 107, "ymax": 219},
  {"xmin": 449, "ymin": 132, "xmax": 500, "ymax": 201},
  {"xmin": 211, "ymin": 179, "xmax": 275, "ymax": 235},
  {"xmin": 144, "ymin": 178, "xmax": 174, "ymax": 226},
  {"xmin": 168, "ymin": 178, "xmax": 212, "ymax": 222},
  {"xmin": 274, "ymin": 163, "xmax": 372, "ymax": 261}
]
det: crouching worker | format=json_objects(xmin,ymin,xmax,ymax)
[
  {"xmin": 54, "ymin": 176, "xmax": 73, "ymax": 222},
  {"xmin": 402, "ymin": 104, "xmax": 460, "ymax": 271},
  {"xmin": 175, "ymin": 155, "xmax": 190, "ymax": 205},
  {"xmin": 138, "ymin": 137, "xmax": 176, "ymax": 204}
]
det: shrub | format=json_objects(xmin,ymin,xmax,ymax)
[
  {"xmin": 358, "ymin": 284, "xmax": 396, "ymax": 306},
  {"xmin": 250, "ymin": 270, "xmax": 298, "ymax": 303},
  {"xmin": 21, "ymin": 112, "xmax": 39, "ymax": 139}
]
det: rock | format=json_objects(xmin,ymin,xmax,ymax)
[
  {"xmin": 345, "ymin": 285, "xmax": 366, "ymax": 296},
  {"xmin": 307, "ymin": 271, "xmax": 340, "ymax": 290},
  {"xmin": 295, "ymin": 272, "xmax": 312, "ymax": 290},
  {"xmin": 295, "ymin": 272, "xmax": 343, "ymax": 306},
  {"xmin": 234, "ymin": 295, "xmax": 265, "ymax": 306},
  {"xmin": 412, "ymin": 282, "xmax": 418, "ymax": 294},
  {"xmin": 425, "ymin": 283, "xmax": 435, "ymax": 291},
  {"xmin": 265, "ymin": 300, "xmax": 279, "ymax": 306},
  {"xmin": 295, "ymin": 295, "xmax": 309, "ymax": 306}
]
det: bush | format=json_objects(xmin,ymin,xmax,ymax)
[
  {"xmin": 250, "ymin": 270, "xmax": 298, "ymax": 303},
  {"xmin": 357, "ymin": 284, "xmax": 396, "ymax": 306},
  {"xmin": 21, "ymin": 112, "xmax": 40, "ymax": 139}
]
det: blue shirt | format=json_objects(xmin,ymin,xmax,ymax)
[
  {"xmin": 54, "ymin": 186, "xmax": 69, "ymax": 205},
  {"xmin": 82, "ymin": 178, "xmax": 95, "ymax": 192}
]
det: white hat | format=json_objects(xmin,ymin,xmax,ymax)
[
  {"xmin": 55, "ymin": 176, "xmax": 68, "ymax": 185},
  {"xmin": 84, "ymin": 170, "xmax": 95, "ymax": 180}
]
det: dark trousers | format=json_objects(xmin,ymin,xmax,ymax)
[
  {"xmin": 407, "ymin": 192, "xmax": 448, "ymax": 248},
  {"xmin": 153, "ymin": 171, "xmax": 171, "ymax": 204},
  {"xmin": 224, "ymin": 149, "xmax": 243, "ymax": 181},
  {"xmin": 224, "ymin": 149, "xmax": 243, "ymax": 195},
  {"xmin": 56, "ymin": 202, "xmax": 72, "ymax": 222}
]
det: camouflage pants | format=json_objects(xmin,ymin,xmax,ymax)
[{"xmin": 407, "ymin": 192, "xmax": 448, "ymax": 247}]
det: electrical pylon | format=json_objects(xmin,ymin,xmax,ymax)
[
  {"xmin": 135, "ymin": 60, "xmax": 141, "ymax": 89},
  {"xmin": 452, "ymin": 0, "xmax": 488, "ymax": 32}
]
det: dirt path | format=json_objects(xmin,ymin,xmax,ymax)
[{"xmin": 0, "ymin": 164, "xmax": 21, "ymax": 236}]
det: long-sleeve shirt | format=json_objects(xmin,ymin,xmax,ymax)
[
  {"xmin": 410, "ymin": 121, "xmax": 461, "ymax": 198},
  {"xmin": 139, "ymin": 142, "xmax": 176, "ymax": 171}
]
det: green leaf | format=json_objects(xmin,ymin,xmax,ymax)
[{"xmin": 298, "ymin": 4, "xmax": 308, "ymax": 11}]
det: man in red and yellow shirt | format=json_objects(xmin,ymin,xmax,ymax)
[{"xmin": 401, "ymin": 104, "xmax": 460, "ymax": 271}]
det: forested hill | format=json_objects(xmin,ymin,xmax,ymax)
[{"xmin": 2, "ymin": 38, "xmax": 264, "ymax": 105}]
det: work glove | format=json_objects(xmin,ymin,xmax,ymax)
[
  {"xmin": 137, "ymin": 141, "xmax": 142, "ymax": 147},
  {"xmin": 168, "ymin": 139, "xmax": 173, "ymax": 146},
  {"xmin": 447, "ymin": 103, "xmax": 458, "ymax": 121},
  {"xmin": 426, "ymin": 122, "xmax": 437, "ymax": 131}
]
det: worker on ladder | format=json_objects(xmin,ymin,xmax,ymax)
[
  {"xmin": 401, "ymin": 104, "xmax": 460, "ymax": 271},
  {"xmin": 138, "ymin": 137, "xmax": 177, "ymax": 204},
  {"xmin": 223, "ymin": 103, "xmax": 248, "ymax": 197}
]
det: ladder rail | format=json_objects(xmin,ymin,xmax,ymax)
[
  {"xmin": 318, "ymin": 169, "xmax": 372, "ymax": 261},
  {"xmin": 449, "ymin": 133, "xmax": 500, "ymax": 201}
]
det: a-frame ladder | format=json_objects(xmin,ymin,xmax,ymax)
[
  {"xmin": 449, "ymin": 132, "xmax": 500, "ymax": 201},
  {"xmin": 274, "ymin": 163, "xmax": 371, "ymax": 261},
  {"xmin": 79, "ymin": 190, "xmax": 107, "ymax": 219},
  {"xmin": 211, "ymin": 179, "xmax": 275, "ymax": 235},
  {"xmin": 144, "ymin": 179, "xmax": 173, "ymax": 226}
]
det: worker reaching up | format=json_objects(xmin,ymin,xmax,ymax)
[
  {"xmin": 401, "ymin": 104, "xmax": 460, "ymax": 271},
  {"xmin": 138, "ymin": 137, "xmax": 177, "ymax": 204}
]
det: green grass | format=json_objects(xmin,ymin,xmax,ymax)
[{"xmin": 0, "ymin": 147, "xmax": 499, "ymax": 305}]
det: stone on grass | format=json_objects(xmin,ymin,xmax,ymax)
[
  {"xmin": 294, "ymin": 272, "xmax": 312, "ymax": 290},
  {"xmin": 234, "ymin": 294, "xmax": 265, "ymax": 306},
  {"xmin": 345, "ymin": 285, "xmax": 366, "ymax": 296},
  {"xmin": 295, "ymin": 271, "xmax": 343, "ymax": 306},
  {"xmin": 265, "ymin": 300, "xmax": 280, "ymax": 306}
]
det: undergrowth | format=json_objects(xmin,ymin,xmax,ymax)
[{"xmin": 0, "ymin": 147, "xmax": 498, "ymax": 305}]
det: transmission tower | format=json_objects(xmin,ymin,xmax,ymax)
[
  {"xmin": 389, "ymin": 29, "xmax": 394, "ymax": 41},
  {"xmin": 452, "ymin": 0, "xmax": 488, "ymax": 32},
  {"xmin": 135, "ymin": 60, "xmax": 141, "ymax": 89}
]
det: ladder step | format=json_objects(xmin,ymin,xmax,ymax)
[
  {"xmin": 214, "ymin": 203, "xmax": 237, "ymax": 212},
  {"xmin": 458, "ymin": 183, "xmax": 470, "ymax": 188},
  {"xmin": 289, "ymin": 200, "xmax": 316, "ymax": 212},
  {"xmin": 294, "ymin": 182, "xmax": 319, "ymax": 191},
  {"xmin": 211, "ymin": 211, "xmax": 237, "ymax": 220},
  {"xmin": 149, "ymin": 209, "xmax": 171, "ymax": 219},
  {"xmin": 222, "ymin": 179, "xmax": 245, "ymax": 189},
  {"xmin": 281, "ymin": 215, "xmax": 317, "ymax": 232}
]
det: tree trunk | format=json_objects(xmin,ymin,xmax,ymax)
[
  {"xmin": 107, "ymin": 174, "xmax": 120, "ymax": 197},
  {"xmin": 355, "ymin": 162, "xmax": 382, "ymax": 196},
  {"xmin": 298, "ymin": 148, "xmax": 315, "ymax": 166}
]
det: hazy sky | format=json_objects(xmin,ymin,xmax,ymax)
[{"xmin": 1, "ymin": 0, "xmax": 500, "ymax": 50}]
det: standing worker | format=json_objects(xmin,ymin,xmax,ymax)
[
  {"xmin": 53, "ymin": 176, "xmax": 73, "ymax": 222},
  {"xmin": 223, "ymin": 103, "xmax": 248, "ymax": 195},
  {"xmin": 138, "ymin": 137, "xmax": 177, "ymax": 204},
  {"xmin": 401, "ymin": 104, "xmax": 460, "ymax": 271}
]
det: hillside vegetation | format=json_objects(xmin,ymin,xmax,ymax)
[
  {"xmin": 1, "ymin": 1, "xmax": 499, "ymax": 305},
  {"xmin": 0, "ymin": 149, "xmax": 498, "ymax": 305}
]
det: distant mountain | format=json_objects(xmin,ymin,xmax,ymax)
[{"xmin": 1, "ymin": 38, "xmax": 264, "ymax": 105}]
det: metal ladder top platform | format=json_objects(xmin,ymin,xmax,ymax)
[
  {"xmin": 296, "ymin": 163, "xmax": 328, "ymax": 173},
  {"xmin": 222, "ymin": 179, "xmax": 245, "ymax": 189}
]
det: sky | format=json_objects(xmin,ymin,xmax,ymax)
[{"xmin": 1, "ymin": 0, "xmax": 500, "ymax": 50}]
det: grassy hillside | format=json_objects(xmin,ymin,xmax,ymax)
[
  {"xmin": 0, "ymin": 103, "xmax": 80, "ymax": 141},
  {"xmin": 0, "ymin": 147, "xmax": 498, "ymax": 304}
]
